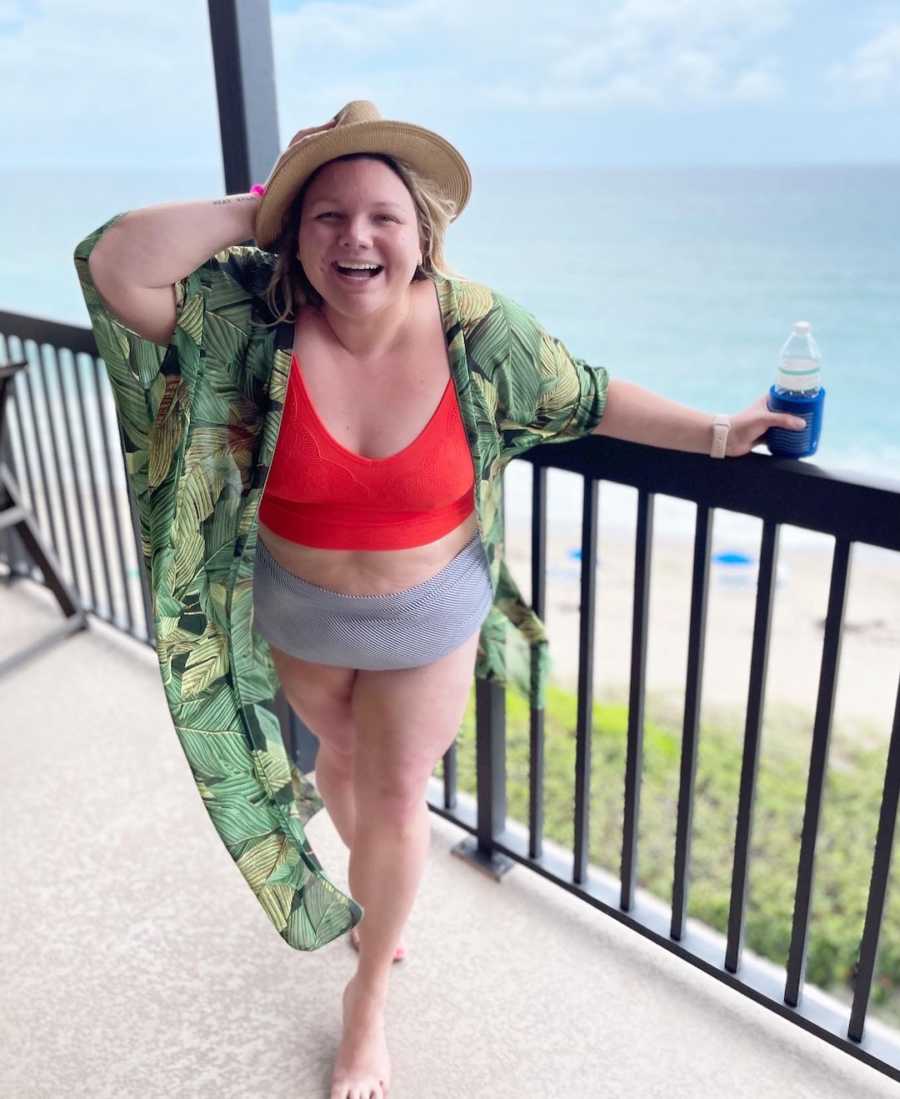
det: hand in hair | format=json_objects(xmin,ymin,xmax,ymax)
[{"xmin": 287, "ymin": 117, "xmax": 338, "ymax": 148}]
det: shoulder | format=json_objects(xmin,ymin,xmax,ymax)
[
  {"xmin": 455, "ymin": 279, "xmax": 546, "ymax": 372},
  {"xmin": 437, "ymin": 273, "xmax": 537, "ymax": 347}
]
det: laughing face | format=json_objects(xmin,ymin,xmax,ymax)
[{"xmin": 296, "ymin": 156, "xmax": 424, "ymax": 316}]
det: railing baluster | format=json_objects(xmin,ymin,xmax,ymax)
[
  {"xmin": 48, "ymin": 345, "xmax": 93, "ymax": 605},
  {"xmin": 785, "ymin": 536, "xmax": 851, "ymax": 1007},
  {"xmin": 0, "ymin": 336, "xmax": 18, "ymax": 571},
  {"xmin": 529, "ymin": 463, "xmax": 548, "ymax": 859},
  {"xmin": 442, "ymin": 737, "xmax": 458, "ymax": 811},
  {"xmin": 573, "ymin": 476, "xmax": 599, "ymax": 884},
  {"xmin": 849, "ymin": 673, "xmax": 900, "ymax": 1042},
  {"xmin": 36, "ymin": 341, "xmax": 80, "ymax": 587},
  {"xmin": 475, "ymin": 675, "xmax": 506, "ymax": 858},
  {"xmin": 470, "ymin": 472, "xmax": 510, "ymax": 868},
  {"xmin": 71, "ymin": 351, "xmax": 116, "ymax": 621},
  {"xmin": 725, "ymin": 519, "xmax": 779, "ymax": 972},
  {"xmin": 0, "ymin": 334, "xmax": 37, "ymax": 575},
  {"xmin": 621, "ymin": 488, "xmax": 654, "ymax": 911},
  {"xmin": 17, "ymin": 339, "xmax": 63, "ymax": 569},
  {"xmin": 671, "ymin": 503, "xmax": 713, "ymax": 940},
  {"xmin": 90, "ymin": 356, "xmax": 135, "ymax": 634}
]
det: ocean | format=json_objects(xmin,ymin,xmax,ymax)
[{"xmin": 4, "ymin": 163, "xmax": 899, "ymax": 550}]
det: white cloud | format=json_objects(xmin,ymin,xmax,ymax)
[
  {"xmin": 271, "ymin": 0, "xmax": 443, "ymax": 56},
  {"xmin": 0, "ymin": 0, "xmax": 27, "ymax": 22},
  {"xmin": 271, "ymin": 0, "xmax": 793, "ymax": 115},
  {"xmin": 482, "ymin": 74, "xmax": 661, "ymax": 110},
  {"xmin": 732, "ymin": 67, "xmax": 784, "ymax": 103},
  {"xmin": 1, "ymin": 0, "xmax": 220, "ymax": 165},
  {"xmin": 0, "ymin": 0, "xmax": 845, "ymax": 170},
  {"xmin": 609, "ymin": 0, "xmax": 790, "ymax": 42},
  {"xmin": 827, "ymin": 22, "xmax": 900, "ymax": 102},
  {"xmin": 670, "ymin": 50, "xmax": 723, "ymax": 100}
]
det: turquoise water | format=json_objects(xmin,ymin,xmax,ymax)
[
  {"xmin": 453, "ymin": 164, "xmax": 900, "ymax": 480},
  {"xmin": 4, "ymin": 163, "xmax": 899, "ymax": 482}
]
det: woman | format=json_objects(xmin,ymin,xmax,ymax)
[{"xmin": 74, "ymin": 101, "xmax": 805, "ymax": 1099}]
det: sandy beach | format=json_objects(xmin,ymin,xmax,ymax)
[{"xmin": 505, "ymin": 516, "xmax": 900, "ymax": 745}]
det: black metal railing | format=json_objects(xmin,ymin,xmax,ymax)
[
  {"xmin": 2, "ymin": 308, "xmax": 899, "ymax": 1082},
  {"xmin": 437, "ymin": 435, "xmax": 900, "ymax": 1083},
  {"xmin": 0, "ymin": 312, "xmax": 152, "ymax": 641},
  {"xmin": 0, "ymin": 311, "xmax": 325, "ymax": 768}
]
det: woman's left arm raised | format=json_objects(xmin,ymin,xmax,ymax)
[{"xmin": 592, "ymin": 379, "xmax": 807, "ymax": 457}]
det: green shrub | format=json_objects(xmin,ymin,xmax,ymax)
[{"xmin": 443, "ymin": 680, "xmax": 900, "ymax": 1029}]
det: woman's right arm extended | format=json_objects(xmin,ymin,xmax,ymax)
[{"xmin": 87, "ymin": 193, "xmax": 260, "ymax": 346}]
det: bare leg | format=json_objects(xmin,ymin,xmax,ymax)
[
  {"xmin": 348, "ymin": 793, "xmax": 430, "ymax": 993},
  {"xmin": 328, "ymin": 628, "xmax": 481, "ymax": 1099},
  {"xmin": 330, "ymin": 792, "xmax": 431, "ymax": 1099},
  {"xmin": 312, "ymin": 741, "xmax": 357, "ymax": 849},
  {"xmin": 314, "ymin": 741, "xmax": 408, "ymax": 963}
]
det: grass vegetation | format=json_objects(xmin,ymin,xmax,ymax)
[{"xmin": 443, "ymin": 680, "xmax": 900, "ymax": 1030}]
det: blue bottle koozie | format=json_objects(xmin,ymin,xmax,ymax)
[{"xmin": 765, "ymin": 321, "xmax": 825, "ymax": 459}]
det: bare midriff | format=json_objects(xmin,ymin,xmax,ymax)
[{"xmin": 257, "ymin": 277, "xmax": 479, "ymax": 597}]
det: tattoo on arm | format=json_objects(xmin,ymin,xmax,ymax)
[{"xmin": 211, "ymin": 195, "xmax": 259, "ymax": 206}]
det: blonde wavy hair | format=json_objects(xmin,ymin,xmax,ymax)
[{"xmin": 260, "ymin": 152, "xmax": 464, "ymax": 326}]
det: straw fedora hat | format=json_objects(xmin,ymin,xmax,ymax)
[{"xmin": 254, "ymin": 100, "xmax": 472, "ymax": 250}]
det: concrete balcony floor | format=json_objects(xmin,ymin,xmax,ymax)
[{"xmin": 2, "ymin": 575, "xmax": 898, "ymax": 1099}]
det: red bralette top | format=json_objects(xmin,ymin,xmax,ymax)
[{"xmin": 257, "ymin": 354, "xmax": 475, "ymax": 549}]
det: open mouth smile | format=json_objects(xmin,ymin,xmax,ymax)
[{"xmin": 332, "ymin": 261, "xmax": 384, "ymax": 281}]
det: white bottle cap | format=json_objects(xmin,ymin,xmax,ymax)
[{"xmin": 793, "ymin": 321, "xmax": 811, "ymax": 334}]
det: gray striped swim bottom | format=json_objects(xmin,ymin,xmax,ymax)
[{"xmin": 251, "ymin": 531, "xmax": 493, "ymax": 670}]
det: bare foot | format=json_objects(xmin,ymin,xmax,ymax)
[
  {"xmin": 330, "ymin": 974, "xmax": 391, "ymax": 1099},
  {"xmin": 349, "ymin": 925, "xmax": 407, "ymax": 962}
]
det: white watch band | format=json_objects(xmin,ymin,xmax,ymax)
[{"xmin": 710, "ymin": 413, "xmax": 731, "ymax": 459}]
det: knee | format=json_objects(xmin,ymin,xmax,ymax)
[
  {"xmin": 314, "ymin": 735, "xmax": 356, "ymax": 779},
  {"xmin": 285, "ymin": 690, "xmax": 357, "ymax": 759},
  {"xmin": 355, "ymin": 770, "xmax": 429, "ymax": 830}
]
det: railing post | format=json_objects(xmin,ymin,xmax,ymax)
[
  {"xmin": 206, "ymin": 0, "xmax": 319, "ymax": 768},
  {"xmin": 452, "ymin": 474, "xmax": 514, "ymax": 879},
  {"xmin": 206, "ymin": 0, "xmax": 281, "ymax": 196},
  {"xmin": 0, "ymin": 377, "xmax": 28, "ymax": 579},
  {"xmin": 451, "ymin": 675, "xmax": 514, "ymax": 879}
]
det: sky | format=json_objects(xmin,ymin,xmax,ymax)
[{"xmin": 1, "ymin": 0, "xmax": 899, "ymax": 170}]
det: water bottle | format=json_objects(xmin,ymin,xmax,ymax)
[{"xmin": 765, "ymin": 321, "xmax": 825, "ymax": 458}]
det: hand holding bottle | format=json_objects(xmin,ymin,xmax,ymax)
[{"xmin": 723, "ymin": 394, "xmax": 807, "ymax": 457}]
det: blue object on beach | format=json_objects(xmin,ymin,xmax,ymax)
[
  {"xmin": 712, "ymin": 549, "xmax": 760, "ymax": 590},
  {"xmin": 713, "ymin": 551, "xmax": 754, "ymax": 566},
  {"xmin": 566, "ymin": 547, "xmax": 601, "ymax": 568}
]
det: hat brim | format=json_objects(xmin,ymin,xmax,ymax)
[{"xmin": 254, "ymin": 120, "xmax": 471, "ymax": 250}]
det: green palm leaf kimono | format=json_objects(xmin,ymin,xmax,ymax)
[{"xmin": 73, "ymin": 215, "xmax": 609, "ymax": 951}]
